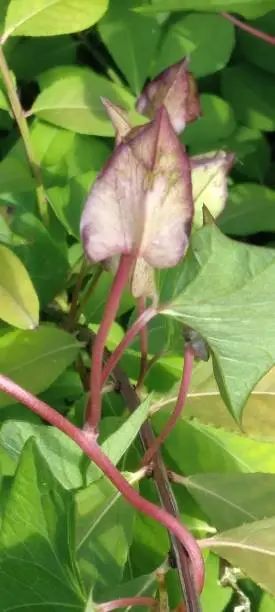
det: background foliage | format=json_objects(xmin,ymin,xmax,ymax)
[{"xmin": 1, "ymin": 0, "xmax": 275, "ymax": 610}]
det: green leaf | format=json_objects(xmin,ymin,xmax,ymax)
[
  {"xmin": 3, "ymin": 0, "xmax": 109, "ymax": 39},
  {"xmin": 152, "ymin": 411, "xmax": 275, "ymax": 474},
  {"xmin": 0, "ymin": 154, "xmax": 33, "ymax": 193},
  {"xmin": 98, "ymin": 0, "xmax": 160, "ymax": 94},
  {"xmin": 0, "ymin": 325, "xmax": 80, "ymax": 407},
  {"xmin": 182, "ymin": 94, "xmax": 236, "ymax": 153},
  {"xmin": 0, "ymin": 213, "xmax": 12, "ymax": 246},
  {"xmin": 128, "ymin": 311, "xmax": 183, "ymax": 359},
  {"xmin": 191, "ymin": 151, "xmax": 233, "ymax": 229},
  {"xmin": 101, "ymin": 394, "xmax": 152, "ymax": 462},
  {"xmin": 135, "ymin": 0, "xmax": 275, "ymax": 19},
  {"xmin": 218, "ymin": 183, "xmax": 275, "ymax": 236},
  {"xmin": 221, "ymin": 63, "xmax": 275, "ymax": 132},
  {"xmin": 260, "ymin": 593, "xmax": 275, "ymax": 611},
  {"xmin": 94, "ymin": 572, "xmax": 156, "ymax": 604},
  {"xmin": 0, "ymin": 245, "xmax": 39, "ymax": 329},
  {"xmin": 0, "ymin": 86, "xmax": 9, "ymax": 112},
  {"xmin": 75, "ymin": 472, "xmax": 136, "ymax": 593},
  {"xmin": 86, "ymin": 394, "xmax": 153, "ymax": 483},
  {"xmin": 31, "ymin": 66, "xmax": 137, "ymax": 136},
  {"xmin": 200, "ymin": 553, "xmax": 232, "ymax": 612},
  {"xmin": 0, "ymin": 421, "xmax": 84, "ymax": 490},
  {"xmin": 66, "ymin": 135, "xmax": 110, "ymax": 178},
  {"xmin": 226, "ymin": 125, "xmax": 270, "ymax": 182},
  {"xmin": 31, "ymin": 120, "xmax": 110, "ymax": 178},
  {"xmin": 161, "ymin": 223, "xmax": 275, "ymax": 419},
  {"xmin": 11, "ymin": 210, "xmax": 68, "ymax": 305},
  {"xmin": 82, "ymin": 269, "xmax": 134, "ymax": 324},
  {"xmin": 7, "ymin": 35, "xmax": 77, "ymax": 80},
  {"xmin": 238, "ymin": 11, "xmax": 275, "ymax": 76},
  {"xmin": 156, "ymin": 12, "xmax": 234, "ymax": 78},
  {"xmin": 0, "ymin": 439, "xmax": 84, "ymax": 610},
  {"xmin": 184, "ymin": 473, "xmax": 275, "ymax": 532},
  {"xmin": 206, "ymin": 517, "xmax": 275, "ymax": 596},
  {"xmin": 184, "ymin": 359, "xmax": 275, "ymax": 438},
  {"xmin": 31, "ymin": 119, "xmax": 75, "ymax": 169},
  {"xmin": 47, "ymin": 176, "xmax": 94, "ymax": 239}
]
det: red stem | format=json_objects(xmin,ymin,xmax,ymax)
[
  {"xmin": 87, "ymin": 254, "xmax": 134, "ymax": 434},
  {"xmin": 137, "ymin": 296, "xmax": 149, "ymax": 388},
  {"xmin": 142, "ymin": 346, "xmax": 193, "ymax": 466},
  {"xmin": 0, "ymin": 373, "xmax": 204, "ymax": 594},
  {"xmin": 101, "ymin": 306, "xmax": 157, "ymax": 386},
  {"xmin": 96, "ymin": 597, "xmax": 156, "ymax": 612},
  {"xmin": 221, "ymin": 12, "xmax": 275, "ymax": 45}
]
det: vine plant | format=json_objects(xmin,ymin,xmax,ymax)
[{"xmin": 1, "ymin": 2, "xmax": 275, "ymax": 612}]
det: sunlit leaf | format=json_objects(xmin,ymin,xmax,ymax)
[
  {"xmin": 0, "ymin": 325, "xmax": 80, "ymax": 407},
  {"xmin": 184, "ymin": 473, "xmax": 275, "ymax": 531},
  {"xmin": 206, "ymin": 517, "xmax": 275, "ymax": 595},
  {"xmin": 191, "ymin": 150, "xmax": 234, "ymax": 228},
  {"xmin": 31, "ymin": 66, "xmax": 136, "ymax": 136},
  {"xmin": 0, "ymin": 245, "xmax": 39, "ymax": 329},
  {"xmin": 135, "ymin": 0, "xmax": 275, "ymax": 19},
  {"xmin": 0, "ymin": 421, "xmax": 84, "ymax": 490},
  {"xmin": 3, "ymin": 0, "xmax": 109, "ymax": 39},
  {"xmin": 184, "ymin": 359, "xmax": 275, "ymax": 438},
  {"xmin": 161, "ymin": 223, "xmax": 275, "ymax": 419},
  {"xmin": 153, "ymin": 411, "xmax": 275, "ymax": 474}
]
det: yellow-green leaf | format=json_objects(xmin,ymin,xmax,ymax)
[
  {"xmin": 0, "ymin": 245, "xmax": 39, "ymax": 329},
  {"xmin": 3, "ymin": 0, "xmax": 109, "ymax": 40}
]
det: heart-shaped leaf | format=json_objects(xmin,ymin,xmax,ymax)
[{"xmin": 161, "ymin": 223, "xmax": 275, "ymax": 419}]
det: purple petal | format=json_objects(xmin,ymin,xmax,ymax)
[
  {"xmin": 80, "ymin": 106, "xmax": 193, "ymax": 268},
  {"xmin": 136, "ymin": 59, "xmax": 201, "ymax": 135}
]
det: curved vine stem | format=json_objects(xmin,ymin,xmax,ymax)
[
  {"xmin": 86, "ymin": 253, "xmax": 134, "ymax": 435},
  {"xmin": 95, "ymin": 597, "xmax": 157, "ymax": 612},
  {"xmin": 0, "ymin": 373, "xmax": 205, "ymax": 595},
  {"xmin": 101, "ymin": 306, "xmax": 157, "ymax": 385},
  {"xmin": 142, "ymin": 345, "xmax": 194, "ymax": 466},
  {"xmin": 221, "ymin": 12, "xmax": 275, "ymax": 45}
]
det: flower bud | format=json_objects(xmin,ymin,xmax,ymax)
[
  {"xmin": 80, "ymin": 105, "xmax": 194, "ymax": 299},
  {"xmin": 136, "ymin": 59, "xmax": 201, "ymax": 135}
]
